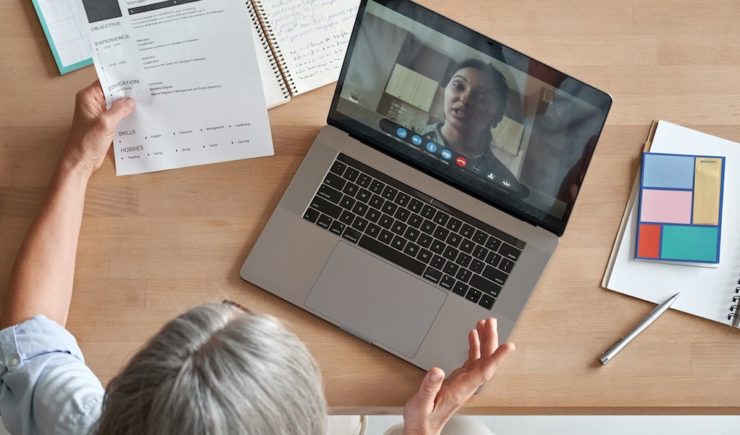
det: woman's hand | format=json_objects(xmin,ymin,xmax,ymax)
[
  {"xmin": 402, "ymin": 318, "xmax": 514, "ymax": 435},
  {"xmin": 61, "ymin": 80, "xmax": 135, "ymax": 176}
]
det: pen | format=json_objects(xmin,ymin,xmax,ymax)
[{"xmin": 599, "ymin": 292, "xmax": 680, "ymax": 365}]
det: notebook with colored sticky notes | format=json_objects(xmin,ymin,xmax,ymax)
[
  {"xmin": 636, "ymin": 152, "xmax": 725, "ymax": 265},
  {"xmin": 603, "ymin": 120, "xmax": 740, "ymax": 329}
]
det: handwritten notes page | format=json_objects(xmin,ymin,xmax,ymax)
[{"xmin": 255, "ymin": 0, "xmax": 359, "ymax": 95}]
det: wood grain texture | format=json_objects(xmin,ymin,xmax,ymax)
[{"xmin": 1, "ymin": 0, "xmax": 740, "ymax": 414}]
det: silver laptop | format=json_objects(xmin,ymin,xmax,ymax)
[{"xmin": 241, "ymin": 0, "xmax": 611, "ymax": 374}]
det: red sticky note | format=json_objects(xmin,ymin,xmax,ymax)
[{"xmin": 637, "ymin": 224, "xmax": 661, "ymax": 258}]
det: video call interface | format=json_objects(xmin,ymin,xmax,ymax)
[{"xmin": 336, "ymin": 0, "xmax": 608, "ymax": 224}]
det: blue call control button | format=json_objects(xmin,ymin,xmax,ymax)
[
  {"xmin": 411, "ymin": 134, "xmax": 422, "ymax": 146},
  {"xmin": 425, "ymin": 142, "xmax": 438, "ymax": 153},
  {"xmin": 440, "ymin": 149, "xmax": 452, "ymax": 160},
  {"xmin": 396, "ymin": 127, "xmax": 408, "ymax": 139}
]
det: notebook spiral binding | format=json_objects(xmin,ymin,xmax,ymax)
[
  {"xmin": 247, "ymin": 0, "xmax": 291, "ymax": 99},
  {"xmin": 252, "ymin": 0, "xmax": 298, "ymax": 96},
  {"xmin": 729, "ymin": 279, "xmax": 740, "ymax": 328}
]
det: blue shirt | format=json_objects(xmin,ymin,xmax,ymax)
[{"xmin": 0, "ymin": 316, "xmax": 103, "ymax": 435}]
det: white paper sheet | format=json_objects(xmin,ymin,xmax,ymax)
[{"xmin": 82, "ymin": 0, "xmax": 274, "ymax": 175}]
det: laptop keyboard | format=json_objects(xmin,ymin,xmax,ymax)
[{"xmin": 302, "ymin": 153, "xmax": 525, "ymax": 311}]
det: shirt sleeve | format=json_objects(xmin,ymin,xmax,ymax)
[{"xmin": 0, "ymin": 316, "xmax": 104, "ymax": 435}]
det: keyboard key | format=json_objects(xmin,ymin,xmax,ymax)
[
  {"xmin": 404, "ymin": 227, "xmax": 420, "ymax": 242},
  {"xmin": 329, "ymin": 220, "xmax": 345, "ymax": 236},
  {"xmin": 470, "ymin": 274, "xmax": 502, "ymax": 297},
  {"xmin": 433, "ymin": 210, "xmax": 450, "ymax": 226},
  {"xmin": 430, "ymin": 240, "xmax": 445, "ymax": 255},
  {"xmin": 499, "ymin": 243, "xmax": 522, "ymax": 261},
  {"xmin": 317, "ymin": 214, "xmax": 332, "ymax": 229},
  {"xmin": 391, "ymin": 221, "xmax": 407, "ymax": 236},
  {"xmin": 485, "ymin": 251, "xmax": 502, "ymax": 267},
  {"xmin": 391, "ymin": 236, "xmax": 407, "ymax": 251},
  {"xmin": 459, "ymin": 239, "xmax": 475, "ymax": 254},
  {"xmin": 342, "ymin": 227, "xmax": 361, "ymax": 243},
  {"xmin": 443, "ymin": 261, "xmax": 459, "ymax": 276},
  {"xmin": 440, "ymin": 275, "xmax": 455, "ymax": 290},
  {"xmin": 356, "ymin": 173, "xmax": 372, "ymax": 188},
  {"xmin": 408, "ymin": 214, "xmax": 423, "ymax": 228},
  {"xmin": 344, "ymin": 167, "xmax": 359, "ymax": 182},
  {"xmin": 310, "ymin": 197, "xmax": 341, "ymax": 219},
  {"xmin": 369, "ymin": 194, "xmax": 384, "ymax": 209},
  {"xmin": 343, "ymin": 182, "xmax": 359, "ymax": 197},
  {"xmin": 456, "ymin": 268, "xmax": 472, "ymax": 283},
  {"xmin": 465, "ymin": 288, "xmax": 482, "ymax": 303},
  {"xmin": 433, "ymin": 226, "xmax": 450, "ymax": 241},
  {"xmin": 421, "ymin": 205, "xmax": 436, "ymax": 219},
  {"xmin": 323, "ymin": 172, "xmax": 346, "ymax": 190},
  {"xmin": 378, "ymin": 214, "xmax": 394, "ymax": 229},
  {"xmin": 421, "ymin": 220, "xmax": 436, "ymax": 235},
  {"xmin": 366, "ymin": 208, "xmax": 381, "ymax": 223},
  {"xmin": 352, "ymin": 217, "xmax": 368, "ymax": 232},
  {"xmin": 369, "ymin": 180, "xmax": 384, "ymax": 194},
  {"xmin": 378, "ymin": 229, "xmax": 394, "ymax": 244},
  {"xmin": 423, "ymin": 267, "xmax": 442, "ymax": 284},
  {"xmin": 409, "ymin": 198, "xmax": 423, "ymax": 213},
  {"xmin": 443, "ymin": 246, "xmax": 459, "ymax": 261},
  {"xmin": 456, "ymin": 253, "xmax": 472, "ymax": 268},
  {"xmin": 403, "ymin": 242, "xmax": 420, "ymax": 257},
  {"xmin": 452, "ymin": 282, "xmax": 469, "ymax": 297},
  {"xmin": 460, "ymin": 223, "xmax": 475, "ymax": 238},
  {"xmin": 318, "ymin": 184, "xmax": 343, "ymax": 203},
  {"xmin": 430, "ymin": 255, "xmax": 445, "ymax": 269},
  {"xmin": 382, "ymin": 185, "xmax": 398, "ymax": 201},
  {"xmin": 472, "ymin": 245, "xmax": 488, "ymax": 261},
  {"xmin": 352, "ymin": 202, "xmax": 368, "ymax": 217},
  {"xmin": 382, "ymin": 201, "xmax": 398, "ymax": 216},
  {"xmin": 485, "ymin": 237, "xmax": 502, "ymax": 252},
  {"xmin": 499, "ymin": 258, "xmax": 515, "ymax": 273},
  {"xmin": 417, "ymin": 234, "xmax": 433, "ymax": 248},
  {"xmin": 446, "ymin": 217, "xmax": 462, "ymax": 232},
  {"xmin": 395, "ymin": 192, "xmax": 410, "ymax": 206},
  {"xmin": 470, "ymin": 259, "xmax": 485, "ymax": 274},
  {"xmin": 303, "ymin": 208, "xmax": 319, "ymax": 223},
  {"xmin": 340, "ymin": 195, "xmax": 355, "ymax": 210},
  {"xmin": 446, "ymin": 233, "xmax": 461, "ymax": 248},
  {"xmin": 482, "ymin": 265, "xmax": 508, "ymax": 286},
  {"xmin": 394, "ymin": 208, "xmax": 410, "ymax": 222},
  {"xmin": 358, "ymin": 235, "xmax": 425, "ymax": 275},
  {"xmin": 329, "ymin": 160, "xmax": 347, "ymax": 176},
  {"xmin": 366, "ymin": 223, "xmax": 381, "ymax": 238},
  {"xmin": 356, "ymin": 188, "xmax": 371, "ymax": 203},
  {"xmin": 417, "ymin": 248, "xmax": 432, "ymax": 263},
  {"xmin": 478, "ymin": 294, "xmax": 495, "ymax": 310},
  {"xmin": 339, "ymin": 210, "xmax": 355, "ymax": 225},
  {"xmin": 473, "ymin": 230, "xmax": 488, "ymax": 245}
]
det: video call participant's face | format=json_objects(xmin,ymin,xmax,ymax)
[{"xmin": 443, "ymin": 67, "xmax": 504, "ymax": 151}]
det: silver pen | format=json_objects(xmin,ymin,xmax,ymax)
[{"xmin": 599, "ymin": 292, "xmax": 680, "ymax": 365}]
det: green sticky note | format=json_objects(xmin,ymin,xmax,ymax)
[{"xmin": 661, "ymin": 225, "xmax": 719, "ymax": 263}]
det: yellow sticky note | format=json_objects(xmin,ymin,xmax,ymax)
[{"xmin": 692, "ymin": 157, "xmax": 723, "ymax": 225}]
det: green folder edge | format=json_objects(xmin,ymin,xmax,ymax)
[{"xmin": 31, "ymin": 0, "xmax": 93, "ymax": 75}]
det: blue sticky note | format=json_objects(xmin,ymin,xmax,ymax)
[{"xmin": 642, "ymin": 153, "xmax": 695, "ymax": 189}]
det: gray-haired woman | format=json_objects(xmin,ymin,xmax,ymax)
[{"xmin": 0, "ymin": 82, "xmax": 514, "ymax": 435}]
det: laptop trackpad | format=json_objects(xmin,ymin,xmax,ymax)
[{"xmin": 305, "ymin": 242, "xmax": 447, "ymax": 358}]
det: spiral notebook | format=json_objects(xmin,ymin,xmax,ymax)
[
  {"xmin": 602, "ymin": 120, "xmax": 740, "ymax": 329},
  {"xmin": 246, "ymin": 0, "xmax": 360, "ymax": 108}
]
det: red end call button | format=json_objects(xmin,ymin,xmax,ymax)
[{"xmin": 455, "ymin": 156, "xmax": 467, "ymax": 167}]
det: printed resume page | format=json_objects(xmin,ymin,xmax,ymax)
[{"xmin": 82, "ymin": 0, "xmax": 274, "ymax": 175}]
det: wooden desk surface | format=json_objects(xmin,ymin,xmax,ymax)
[{"xmin": 2, "ymin": 0, "xmax": 740, "ymax": 414}]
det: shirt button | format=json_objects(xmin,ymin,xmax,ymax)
[{"xmin": 7, "ymin": 356, "xmax": 19, "ymax": 368}]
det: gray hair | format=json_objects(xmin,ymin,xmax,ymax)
[{"xmin": 94, "ymin": 303, "xmax": 327, "ymax": 435}]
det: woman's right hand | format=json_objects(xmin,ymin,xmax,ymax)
[{"xmin": 402, "ymin": 318, "xmax": 514, "ymax": 435}]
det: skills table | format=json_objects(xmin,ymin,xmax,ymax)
[{"xmin": 1, "ymin": 0, "xmax": 740, "ymax": 414}]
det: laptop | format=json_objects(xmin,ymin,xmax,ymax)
[{"xmin": 241, "ymin": 0, "xmax": 612, "ymax": 374}]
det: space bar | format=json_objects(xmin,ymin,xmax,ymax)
[{"xmin": 358, "ymin": 236, "xmax": 426, "ymax": 276}]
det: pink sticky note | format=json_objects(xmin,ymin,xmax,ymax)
[{"xmin": 640, "ymin": 189, "xmax": 692, "ymax": 224}]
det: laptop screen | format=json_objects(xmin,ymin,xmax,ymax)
[{"xmin": 328, "ymin": 0, "xmax": 612, "ymax": 236}]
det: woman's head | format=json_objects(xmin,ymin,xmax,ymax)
[
  {"xmin": 442, "ymin": 59, "xmax": 509, "ymax": 146},
  {"xmin": 94, "ymin": 302, "xmax": 326, "ymax": 435}
]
